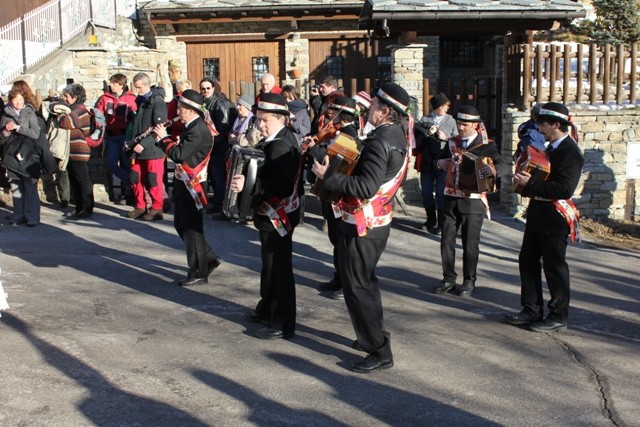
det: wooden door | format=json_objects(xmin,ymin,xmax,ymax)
[
  {"xmin": 186, "ymin": 41, "xmax": 282, "ymax": 99},
  {"xmin": 308, "ymin": 37, "xmax": 396, "ymax": 96}
]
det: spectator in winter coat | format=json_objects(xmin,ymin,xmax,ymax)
[
  {"xmin": 281, "ymin": 85, "xmax": 311, "ymax": 146},
  {"xmin": 1, "ymin": 89, "xmax": 43, "ymax": 226},
  {"xmin": 95, "ymin": 73, "xmax": 138, "ymax": 205},
  {"xmin": 58, "ymin": 83, "xmax": 94, "ymax": 219}
]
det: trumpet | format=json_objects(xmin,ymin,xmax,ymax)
[{"xmin": 124, "ymin": 117, "xmax": 181, "ymax": 151}]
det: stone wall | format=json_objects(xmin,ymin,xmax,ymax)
[{"xmin": 501, "ymin": 108, "xmax": 640, "ymax": 220}]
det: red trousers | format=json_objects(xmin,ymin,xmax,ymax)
[{"xmin": 130, "ymin": 158, "xmax": 165, "ymax": 210}]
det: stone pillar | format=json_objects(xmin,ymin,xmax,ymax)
[
  {"xmin": 390, "ymin": 43, "xmax": 428, "ymax": 117},
  {"xmin": 390, "ymin": 43, "xmax": 428, "ymax": 209},
  {"xmin": 284, "ymin": 33, "xmax": 310, "ymax": 96}
]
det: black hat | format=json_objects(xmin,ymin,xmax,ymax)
[
  {"xmin": 430, "ymin": 93, "xmax": 449, "ymax": 110},
  {"xmin": 375, "ymin": 83, "xmax": 410, "ymax": 116},
  {"xmin": 328, "ymin": 96, "xmax": 358, "ymax": 115},
  {"xmin": 538, "ymin": 102, "xmax": 571, "ymax": 125},
  {"xmin": 178, "ymin": 89, "xmax": 205, "ymax": 116},
  {"xmin": 456, "ymin": 105, "xmax": 482, "ymax": 122},
  {"xmin": 256, "ymin": 93, "xmax": 289, "ymax": 116}
]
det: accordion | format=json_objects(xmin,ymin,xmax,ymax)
[
  {"xmin": 311, "ymin": 133, "xmax": 361, "ymax": 202},
  {"xmin": 446, "ymin": 150, "xmax": 496, "ymax": 193},
  {"xmin": 514, "ymin": 145, "xmax": 550, "ymax": 195},
  {"xmin": 223, "ymin": 145, "xmax": 265, "ymax": 220}
]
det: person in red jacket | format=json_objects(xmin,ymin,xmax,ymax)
[
  {"xmin": 254, "ymin": 73, "xmax": 282, "ymax": 105},
  {"xmin": 94, "ymin": 73, "xmax": 137, "ymax": 204}
]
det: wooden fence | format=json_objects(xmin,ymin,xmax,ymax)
[{"xmin": 506, "ymin": 43, "xmax": 639, "ymax": 107}]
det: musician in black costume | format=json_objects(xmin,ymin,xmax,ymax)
[
  {"xmin": 433, "ymin": 106, "xmax": 508, "ymax": 298},
  {"xmin": 230, "ymin": 93, "xmax": 302, "ymax": 340},
  {"xmin": 505, "ymin": 102, "xmax": 583, "ymax": 332},
  {"xmin": 306, "ymin": 96, "xmax": 360, "ymax": 299},
  {"xmin": 154, "ymin": 89, "xmax": 222, "ymax": 286},
  {"xmin": 313, "ymin": 83, "xmax": 411, "ymax": 373}
]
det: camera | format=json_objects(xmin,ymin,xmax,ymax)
[{"xmin": 311, "ymin": 85, "xmax": 320, "ymax": 93}]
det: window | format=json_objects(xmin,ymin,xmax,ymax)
[
  {"xmin": 252, "ymin": 57, "xmax": 269, "ymax": 82},
  {"xmin": 377, "ymin": 55, "xmax": 392, "ymax": 83},
  {"xmin": 326, "ymin": 56, "xmax": 343, "ymax": 79},
  {"xmin": 441, "ymin": 39, "xmax": 484, "ymax": 68},
  {"xmin": 203, "ymin": 58, "xmax": 220, "ymax": 81}
]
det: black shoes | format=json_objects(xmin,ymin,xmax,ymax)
[
  {"xmin": 256, "ymin": 327, "xmax": 295, "ymax": 340},
  {"xmin": 351, "ymin": 354, "xmax": 394, "ymax": 373},
  {"xmin": 74, "ymin": 210, "xmax": 92, "ymax": 219},
  {"xmin": 432, "ymin": 281, "xmax": 456, "ymax": 294},
  {"xmin": 207, "ymin": 257, "xmax": 222, "ymax": 276},
  {"xmin": 179, "ymin": 277, "xmax": 207, "ymax": 287},
  {"xmin": 529, "ymin": 318, "xmax": 568, "ymax": 333},
  {"xmin": 504, "ymin": 309, "xmax": 543, "ymax": 326},
  {"xmin": 456, "ymin": 281, "xmax": 475, "ymax": 297}
]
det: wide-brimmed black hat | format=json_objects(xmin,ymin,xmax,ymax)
[
  {"xmin": 178, "ymin": 89, "xmax": 205, "ymax": 116},
  {"xmin": 538, "ymin": 102, "xmax": 571, "ymax": 125},
  {"xmin": 375, "ymin": 83, "xmax": 410, "ymax": 116},
  {"xmin": 328, "ymin": 96, "xmax": 358, "ymax": 115},
  {"xmin": 256, "ymin": 93, "xmax": 289, "ymax": 116},
  {"xmin": 430, "ymin": 93, "xmax": 449, "ymax": 110},
  {"xmin": 456, "ymin": 105, "xmax": 482, "ymax": 122}
]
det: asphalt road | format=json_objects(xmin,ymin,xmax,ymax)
[{"xmin": 1, "ymin": 197, "xmax": 638, "ymax": 426}]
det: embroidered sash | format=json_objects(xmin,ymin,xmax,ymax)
[
  {"xmin": 255, "ymin": 137, "xmax": 303, "ymax": 237},
  {"xmin": 339, "ymin": 149, "xmax": 409, "ymax": 237},
  {"xmin": 553, "ymin": 198, "xmax": 581, "ymax": 243},
  {"xmin": 175, "ymin": 158, "xmax": 210, "ymax": 211}
]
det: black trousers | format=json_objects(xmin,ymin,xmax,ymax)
[
  {"xmin": 338, "ymin": 232, "xmax": 392, "ymax": 360},
  {"xmin": 173, "ymin": 180, "xmax": 218, "ymax": 279},
  {"xmin": 255, "ymin": 228, "xmax": 296, "ymax": 333},
  {"xmin": 440, "ymin": 202, "xmax": 484, "ymax": 284},
  {"xmin": 519, "ymin": 229, "xmax": 570, "ymax": 322},
  {"xmin": 67, "ymin": 160, "xmax": 94, "ymax": 213}
]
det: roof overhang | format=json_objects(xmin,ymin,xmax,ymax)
[
  {"xmin": 140, "ymin": 0, "xmax": 363, "ymax": 25},
  {"xmin": 359, "ymin": 0, "xmax": 587, "ymax": 35}
]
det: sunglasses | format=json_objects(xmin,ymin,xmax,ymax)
[{"xmin": 200, "ymin": 87, "xmax": 213, "ymax": 91}]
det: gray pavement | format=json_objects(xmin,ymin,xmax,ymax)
[{"xmin": 0, "ymin": 196, "xmax": 638, "ymax": 426}]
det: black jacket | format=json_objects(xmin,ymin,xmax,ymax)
[
  {"xmin": 161, "ymin": 116, "xmax": 212, "ymax": 169},
  {"xmin": 324, "ymin": 122, "xmax": 407, "ymax": 239},
  {"xmin": 204, "ymin": 93, "xmax": 237, "ymax": 145},
  {"xmin": 132, "ymin": 86, "xmax": 167, "ymax": 160},
  {"xmin": 523, "ymin": 136, "xmax": 583, "ymax": 235},
  {"xmin": 252, "ymin": 126, "xmax": 301, "ymax": 232}
]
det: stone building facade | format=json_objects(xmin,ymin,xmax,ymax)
[{"xmin": 502, "ymin": 109, "xmax": 640, "ymax": 221}]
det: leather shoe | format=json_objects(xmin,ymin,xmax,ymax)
[
  {"xmin": 142, "ymin": 209, "xmax": 163, "ymax": 221},
  {"xmin": 456, "ymin": 281, "xmax": 475, "ymax": 297},
  {"xmin": 504, "ymin": 309, "xmax": 542, "ymax": 326},
  {"xmin": 127, "ymin": 207, "xmax": 147, "ymax": 219},
  {"xmin": 351, "ymin": 354, "xmax": 394, "ymax": 373},
  {"xmin": 318, "ymin": 278, "xmax": 341, "ymax": 291},
  {"xmin": 179, "ymin": 277, "xmax": 207, "ymax": 287},
  {"xmin": 432, "ymin": 281, "xmax": 456, "ymax": 294},
  {"xmin": 207, "ymin": 257, "xmax": 222, "ymax": 276},
  {"xmin": 74, "ymin": 210, "xmax": 92, "ymax": 219},
  {"xmin": 256, "ymin": 327, "xmax": 295, "ymax": 340},
  {"xmin": 529, "ymin": 318, "xmax": 567, "ymax": 333}
]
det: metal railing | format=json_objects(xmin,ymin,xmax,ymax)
[{"xmin": 0, "ymin": 0, "xmax": 116, "ymax": 86}]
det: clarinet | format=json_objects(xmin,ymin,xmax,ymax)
[{"xmin": 124, "ymin": 117, "xmax": 181, "ymax": 151}]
